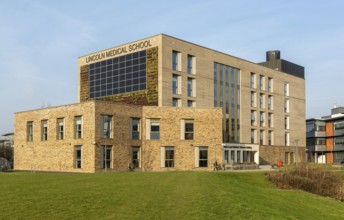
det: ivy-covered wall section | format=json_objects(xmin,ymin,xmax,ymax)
[{"xmin": 79, "ymin": 46, "xmax": 159, "ymax": 106}]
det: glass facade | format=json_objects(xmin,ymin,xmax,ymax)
[
  {"xmin": 214, "ymin": 62, "xmax": 240, "ymax": 143},
  {"xmin": 89, "ymin": 50, "xmax": 146, "ymax": 99}
]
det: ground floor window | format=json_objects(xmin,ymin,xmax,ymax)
[
  {"xmin": 161, "ymin": 146, "xmax": 174, "ymax": 168},
  {"xmin": 334, "ymin": 151, "xmax": 344, "ymax": 163},
  {"xmin": 199, "ymin": 147, "xmax": 208, "ymax": 167},
  {"xmin": 74, "ymin": 145, "xmax": 82, "ymax": 168},
  {"xmin": 165, "ymin": 147, "xmax": 174, "ymax": 167},
  {"xmin": 131, "ymin": 146, "xmax": 140, "ymax": 168},
  {"xmin": 101, "ymin": 145, "xmax": 112, "ymax": 169}
]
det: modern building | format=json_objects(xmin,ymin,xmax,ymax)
[
  {"xmin": 14, "ymin": 34, "xmax": 306, "ymax": 172},
  {"xmin": 306, "ymin": 106, "xmax": 344, "ymax": 164}
]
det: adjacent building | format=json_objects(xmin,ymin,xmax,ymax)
[
  {"xmin": 14, "ymin": 34, "xmax": 306, "ymax": 172},
  {"xmin": 306, "ymin": 106, "xmax": 344, "ymax": 164}
]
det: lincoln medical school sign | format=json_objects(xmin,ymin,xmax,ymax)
[{"xmin": 85, "ymin": 40, "xmax": 153, "ymax": 64}]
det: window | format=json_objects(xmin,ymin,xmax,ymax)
[
  {"xmin": 251, "ymin": 110, "xmax": 256, "ymax": 126},
  {"xmin": 285, "ymin": 133, "xmax": 290, "ymax": 146},
  {"xmin": 284, "ymin": 82, "xmax": 289, "ymax": 96},
  {"xmin": 260, "ymin": 111, "xmax": 265, "ymax": 127},
  {"xmin": 268, "ymin": 95, "xmax": 273, "ymax": 110},
  {"xmin": 75, "ymin": 116, "xmax": 82, "ymax": 139},
  {"xmin": 101, "ymin": 145, "xmax": 112, "ymax": 169},
  {"xmin": 27, "ymin": 121, "xmax": 33, "ymax": 142},
  {"xmin": 250, "ymin": 92, "xmax": 256, "ymax": 107},
  {"xmin": 259, "ymin": 75, "xmax": 265, "ymax": 90},
  {"xmin": 187, "ymin": 78, "xmax": 195, "ymax": 97},
  {"xmin": 268, "ymin": 113, "xmax": 273, "ymax": 128},
  {"xmin": 284, "ymin": 99, "xmax": 289, "ymax": 113},
  {"xmin": 101, "ymin": 115, "xmax": 113, "ymax": 138},
  {"xmin": 131, "ymin": 146, "xmax": 140, "ymax": 168},
  {"xmin": 187, "ymin": 100, "xmax": 195, "ymax": 107},
  {"xmin": 187, "ymin": 55, "xmax": 195, "ymax": 74},
  {"xmin": 74, "ymin": 145, "xmax": 82, "ymax": 168},
  {"xmin": 250, "ymin": 73, "xmax": 256, "ymax": 89},
  {"xmin": 334, "ymin": 137, "xmax": 344, "ymax": 146},
  {"xmin": 172, "ymin": 74, "xmax": 180, "ymax": 94},
  {"xmin": 165, "ymin": 147, "xmax": 174, "ymax": 167},
  {"xmin": 285, "ymin": 116, "xmax": 290, "ymax": 129},
  {"xmin": 259, "ymin": 93, "xmax": 264, "ymax": 108},
  {"xmin": 199, "ymin": 147, "xmax": 208, "ymax": 167},
  {"xmin": 57, "ymin": 118, "xmax": 64, "ymax": 140},
  {"xmin": 334, "ymin": 121, "xmax": 344, "ymax": 130},
  {"xmin": 150, "ymin": 120, "xmax": 160, "ymax": 140},
  {"xmin": 268, "ymin": 131, "xmax": 273, "ymax": 145},
  {"xmin": 172, "ymin": 51, "xmax": 180, "ymax": 71},
  {"xmin": 131, "ymin": 118, "xmax": 140, "ymax": 140},
  {"xmin": 260, "ymin": 130, "xmax": 264, "ymax": 145},
  {"xmin": 251, "ymin": 129, "xmax": 256, "ymax": 144},
  {"xmin": 184, "ymin": 120, "xmax": 194, "ymax": 140},
  {"xmin": 41, "ymin": 120, "xmax": 48, "ymax": 141},
  {"xmin": 172, "ymin": 98, "xmax": 180, "ymax": 107},
  {"xmin": 268, "ymin": 77, "xmax": 273, "ymax": 92}
]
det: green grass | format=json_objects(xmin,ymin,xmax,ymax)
[{"xmin": 1, "ymin": 172, "xmax": 344, "ymax": 220}]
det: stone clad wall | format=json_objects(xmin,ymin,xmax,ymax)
[
  {"xmin": 259, "ymin": 145, "xmax": 305, "ymax": 165},
  {"xmin": 14, "ymin": 101, "xmax": 97, "ymax": 173},
  {"xmin": 141, "ymin": 106, "xmax": 223, "ymax": 171}
]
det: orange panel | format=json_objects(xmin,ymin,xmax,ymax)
[{"xmin": 326, "ymin": 122, "xmax": 333, "ymax": 136}]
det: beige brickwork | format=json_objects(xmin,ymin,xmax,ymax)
[{"xmin": 14, "ymin": 101, "xmax": 222, "ymax": 172}]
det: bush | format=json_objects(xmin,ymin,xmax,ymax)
[{"xmin": 266, "ymin": 163, "xmax": 344, "ymax": 201}]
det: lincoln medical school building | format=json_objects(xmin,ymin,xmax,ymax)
[{"xmin": 14, "ymin": 34, "xmax": 306, "ymax": 172}]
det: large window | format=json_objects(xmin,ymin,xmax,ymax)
[
  {"xmin": 187, "ymin": 78, "xmax": 194, "ymax": 97},
  {"xmin": 268, "ymin": 95, "xmax": 273, "ymax": 110},
  {"xmin": 284, "ymin": 82, "xmax": 289, "ymax": 96},
  {"xmin": 172, "ymin": 74, "xmax": 179, "ymax": 94},
  {"xmin": 250, "ymin": 73, "xmax": 256, "ymax": 89},
  {"xmin": 268, "ymin": 77, "xmax": 273, "ymax": 92},
  {"xmin": 172, "ymin": 51, "xmax": 180, "ymax": 71},
  {"xmin": 251, "ymin": 92, "xmax": 256, "ymax": 107},
  {"xmin": 268, "ymin": 113, "xmax": 273, "ymax": 128},
  {"xmin": 187, "ymin": 55, "xmax": 195, "ymax": 74},
  {"xmin": 334, "ymin": 121, "xmax": 344, "ymax": 130},
  {"xmin": 101, "ymin": 115, "xmax": 113, "ymax": 138},
  {"xmin": 251, "ymin": 110, "xmax": 256, "ymax": 126},
  {"xmin": 101, "ymin": 145, "xmax": 112, "ymax": 169},
  {"xmin": 260, "ymin": 130, "xmax": 264, "ymax": 145},
  {"xmin": 259, "ymin": 93, "xmax": 264, "ymax": 109},
  {"xmin": 131, "ymin": 118, "xmax": 140, "ymax": 140},
  {"xmin": 150, "ymin": 120, "xmax": 160, "ymax": 140},
  {"xmin": 165, "ymin": 147, "xmax": 174, "ymax": 167},
  {"xmin": 89, "ymin": 50, "xmax": 146, "ymax": 99},
  {"xmin": 199, "ymin": 147, "xmax": 208, "ymax": 167},
  {"xmin": 74, "ymin": 145, "xmax": 82, "ymax": 169},
  {"xmin": 75, "ymin": 116, "xmax": 82, "ymax": 139},
  {"xmin": 285, "ymin": 133, "xmax": 290, "ymax": 146},
  {"xmin": 187, "ymin": 100, "xmax": 195, "ymax": 107},
  {"xmin": 259, "ymin": 75, "xmax": 265, "ymax": 90},
  {"xmin": 41, "ymin": 120, "xmax": 48, "ymax": 141},
  {"xmin": 284, "ymin": 99, "xmax": 289, "ymax": 113},
  {"xmin": 251, "ymin": 129, "xmax": 256, "ymax": 144},
  {"xmin": 285, "ymin": 116, "xmax": 290, "ymax": 130},
  {"xmin": 184, "ymin": 120, "xmax": 194, "ymax": 140},
  {"xmin": 260, "ymin": 111, "xmax": 265, "ymax": 127},
  {"xmin": 27, "ymin": 121, "xmax": 33, "ymax": 142},
  {"xmin": 57, "ymin": 118, "xmax": 64, "ymax": 140}
]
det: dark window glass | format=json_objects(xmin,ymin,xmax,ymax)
[{"xmin": 88, "ymin": 51, "xmax": 147, "ymax": 98}]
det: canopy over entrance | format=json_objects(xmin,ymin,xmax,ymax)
[{"xmin": 222, "ymin": 143, "xmax": 259, "ymax": 164}]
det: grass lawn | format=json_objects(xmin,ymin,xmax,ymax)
[{"xmin": 1, "ymin": 171, "xmax": 344, "ymax": 220}]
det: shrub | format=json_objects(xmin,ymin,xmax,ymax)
[{"xmin": 266, "ymin": 163, "xmax": 344, "ymax": 201}]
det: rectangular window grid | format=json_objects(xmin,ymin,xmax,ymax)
[{"xmin": 89, "ymin": 50, "xmax": 146, "ymax": 99}]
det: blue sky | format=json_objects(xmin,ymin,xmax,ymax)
[{"xmin": 1, "ymin": 0, "xmax": 343, "ymax": 134}]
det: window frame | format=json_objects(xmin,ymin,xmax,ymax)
[
  {"xmin": 75, "ymin": 116, "xmax": 82, "ymax": 139},
  {"xmin": 41, "ymin": 120, "xmax": 48, "ymax": 141},
  {"xmin": 27, "ymin": 121, "xmax": 33, "ymax": 142}
]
